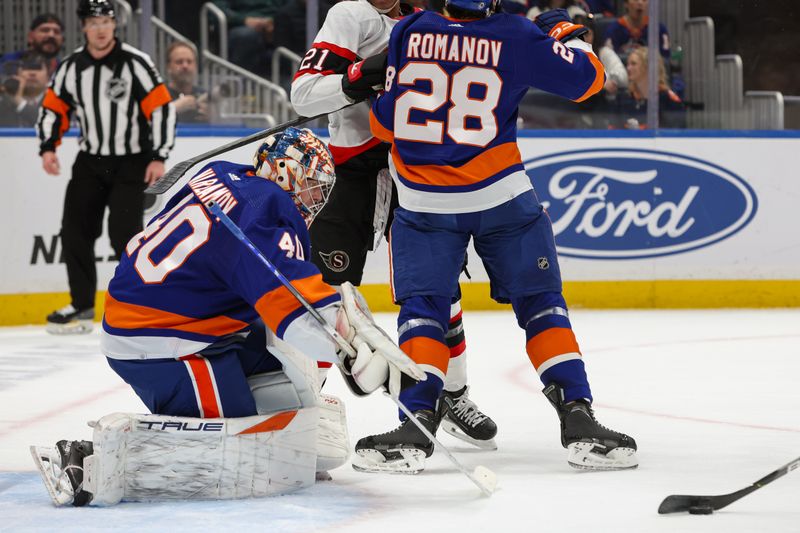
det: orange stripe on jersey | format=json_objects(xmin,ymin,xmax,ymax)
[
  {"xmin": 399, "ymin": 337, "xmax": 450, "ymax": 375},
  {"xmin": 525, "ymin": 327, "xmax": 581, "ymax": 369},
  {"xmin": 369, "ymin": 108, "xmax": 394, "ymax": 144},
  {"xmin": 574, "ymin": 52, "xmax": 605, "ymax": 103},
  {"xmin": 140, "ymin": 83, "xmax": 172, "ymax": 120},
  {"xmin": 42, "ymin": 88, "xmax": 71, "ymax": 143},
  {"xmin": 237, "ymin": 411, "xmax": 298, "ymax": 434},
  {"xmin": 181, "ymin": 355, "xmax": 222, "ymax": 418},
  {"xmin": 254, "ymin": 274, "xmax": 337, "ymax": 333},
  {"xmin": 104, "ymin": 293, "xmax": 248, "ymax": 336},
  {"xmin": 391, "ymin": 142, "xmax": 522, "ymax": 187}
]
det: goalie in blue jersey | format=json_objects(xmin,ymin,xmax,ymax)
[
  {"xmin": 350, "ymin": 6, "xmax": 639, "ymax": 473},
  {"xmin": 31, "ymin": 128, "xmax": 425, "ymax": 506}
]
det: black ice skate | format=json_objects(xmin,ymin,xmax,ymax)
[
  {"xmin": 30, "ymin": 439, "xmax": 94, "ymax": 506},
  {"xmin": 544, "ymin": 384, "xmax": 638, "ymax": 471},
  {"xmin": 352, "ymin": 410, "xmax": 439, "ymax": 474},
  {"xmin": 46, "ymin": 305, "xmax": 94, "ymax": 335},
  {"xmin": 439, "ymin": 386, "xmax": 498, "ymax": 450}
]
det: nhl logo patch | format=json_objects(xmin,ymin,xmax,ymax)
[
  {"xmin": 105, "ymin": 78, "xmax": 128, "ymax": 102},
  {"xmin": 537, "ymin": 257, "xmax": 549, "ymax": 270},
  {"xmin": 319, "ymin": 250, "xmax": 349, "ymax": 273}
]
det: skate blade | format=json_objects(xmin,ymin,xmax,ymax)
[
  {"xmin": 30, "ymin": 446, "xmax": 74, "ymax": 506},
  {"xmin": 351, "ymin": 448, "xmax": 426, "ymax": 474},
  {"xmin": 567, "ymin": 442, "xmax": 638, "ymax": 471},
  {"xmin": 440, "ymin": 419, "xmax": 497, "ymax": 451},
  {"xmin": 46, "ymin": 320, "xmax": 93, "ymax": 335}
]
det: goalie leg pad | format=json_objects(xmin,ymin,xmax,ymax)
[
  {"xmin": 316, "ymin": 394, "xmax": 350, "ymax": 472},
  {"xmin": 79, "ymin": 409, "xmax": 319, "ymax": 505}
]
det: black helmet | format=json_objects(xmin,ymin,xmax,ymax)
[{"xmin": 77, "ymin": 0, "xmax": 116, "ymax": 20}]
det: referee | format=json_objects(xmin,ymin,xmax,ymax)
[{"xmin": 37, "ymin": 0, "xmax": 176, "ymax": 334}]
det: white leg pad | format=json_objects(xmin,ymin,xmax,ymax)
[
  {"xmin": 84, "ymin": 409, "xmax": 318, "ymax": 505},
  {"xmin": 316, "ymin": 394, "xmax": 350, "ymax": 472}
]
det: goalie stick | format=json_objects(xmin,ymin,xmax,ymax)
[
  {"xmin": 145, "ymin": 103, "xmax": 358, "ymax": 195},
  {"xmin": 204, "ymin": 200, "xmax": 498, "ymax": 497},
  {"xmin": 658, "ymin": 455, "xmax": 800, "ymax": 514}
]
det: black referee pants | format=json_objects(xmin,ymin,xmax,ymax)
[{"xmin": 60, "ymin": 152, "xmax": 148, "ymax": 310}]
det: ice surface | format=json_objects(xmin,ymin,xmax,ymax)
[{"xmin": 1, "ymin": 309, "xmax": 798, "ymax": 532}]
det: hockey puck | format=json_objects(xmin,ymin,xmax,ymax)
[{"xmin": 688, "ymin": 506, "xmax": 714, "ymax": 515}]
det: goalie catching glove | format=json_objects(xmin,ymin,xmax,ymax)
[
  {"xmin": 341, "ymin": 50, "xmax": 388, "ymax": 102},
  {"xmin": 534, "ymin": 8, "xmax": 589, "ymax": 42},
  {"xmin": 335, "ymin": 282, "xmax": 426, "ymax": 397}
]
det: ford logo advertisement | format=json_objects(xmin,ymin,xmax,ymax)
[{"xmin": 525, "ymin": 149, "xmax": 758, "ymax": 259}]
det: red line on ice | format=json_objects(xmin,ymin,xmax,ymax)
[{"xmin": 505, "ymin": 333, "xmax": 800, "ymax": 434}]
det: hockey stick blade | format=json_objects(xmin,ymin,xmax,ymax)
[
  {"xmin": 147, "ymin": 159, "xmax": 198, "ymax": 194},
  {"xmin": 146, "ymin": 102, "xmax": 359, "ymax": 195},
  {"xmin": 658, "ymin": 456, "xmax": 800, "ymax": 514},
  {"xmin": 388, "ymin": 392, "xmax": 497, "ymax": 497}
]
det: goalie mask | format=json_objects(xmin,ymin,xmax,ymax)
[{"xmin": 253, "ymin": 127, "xmax": 336, "ymax": 226}]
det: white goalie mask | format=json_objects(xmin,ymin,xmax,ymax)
[{"xmin": 253, "ymin": 127, "xmax": 336, "ymax": 226}]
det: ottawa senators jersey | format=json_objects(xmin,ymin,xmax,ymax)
[
  {"xmin": 370, "ymin": 11, "xmax": 605, "ymax": 214},
  {"xmin": 291, "ymin": 0, "xmax": 415, "ymax": 164},
  {"xmin": 101, "ymin": 161, "xmax": 340, "ymax": 360}
]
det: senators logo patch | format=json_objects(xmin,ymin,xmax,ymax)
[{"xmin": 319, "ymin": 250, "xmax": 349, "ymax": 273}]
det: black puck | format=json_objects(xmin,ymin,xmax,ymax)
[{"xmin": 688, "ymin": 506, "xmax": 714, "ymax": 515}]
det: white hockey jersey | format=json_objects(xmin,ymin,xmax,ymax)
[{"xmin": 291, "ymin": 0, "xmax": 406, "ymax": 164}]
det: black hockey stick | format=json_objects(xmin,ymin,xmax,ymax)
[
  {"xmin": 658, "ymin": 456, "xmax": 800, "ymax": 514},
  {"xmin": 204, "ymin": 200, "xmax": 497, "ymax": 497},
  {"xmin": 146, "ymin": 103, "xmax": 358, "ymax": 195}
]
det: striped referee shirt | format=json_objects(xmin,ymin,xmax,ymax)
[{"xmin": 37, "ymin": 40, "xmax": 175, "ymax": 160}]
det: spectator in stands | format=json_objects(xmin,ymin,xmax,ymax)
[
  {"xmin": 165, "ymin": 42, "xmax": 209, "ymax": 123},
  {"xmin": 610, "ymin": 46, "xmax": 685, "ymax": 129},
  {"xmin": 527, "ymin": 0, "xmax": 590, "ymax": 21},
  {"xmin": 584, "ymin": 0, "xmax": 615, "ymax": 16},
  {"xmin": 214, "ymin": 0, "xmax": 289, "ymax": 77},
  {"xmin": 0, "ymin": 52, "xmax": 50, "ymax": 127},
  {"xmin": 0, "ymin": 14, "xmax": 64, "ymax": 74},
  {"xmin": 575, "ymin": 12, "xmax": 627, "ymax": 96},
  {"xmin": 604, "ymin": 0, "xmax": 669, "ymax": 62}
]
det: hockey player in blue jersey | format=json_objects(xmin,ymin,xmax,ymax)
[
  {"xmin": 31, "ymin": 128, "xmax": 427, "ymax": 506},
  {"xmin": 353, "ymin": 7, "xmax": 638, "ymax": 472}
]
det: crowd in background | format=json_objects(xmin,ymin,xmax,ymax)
[{"xmin": 0, "ymin": 0, "xmax": 698, "ymax": 130}]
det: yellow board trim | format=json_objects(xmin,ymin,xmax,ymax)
[{"xmin": 2, "ymin": 280, "xmax": 800, "ymax": 326}]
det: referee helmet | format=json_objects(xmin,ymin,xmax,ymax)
[{"xmin": 77, "ymin": 0, "xmax": 116, "ymax": 20}]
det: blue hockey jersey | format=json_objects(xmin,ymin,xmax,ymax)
[
  {"xmin": 101, "ymin": 161, "xmax": 340, "ymax": 360},
  {"xmin": 370, "ymin": 11, "xmax": 605, "ymax": 213}
]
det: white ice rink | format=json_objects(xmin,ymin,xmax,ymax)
[{"xmin": 1, "ymin": 309, "xmax": 798, "ymax": 532}]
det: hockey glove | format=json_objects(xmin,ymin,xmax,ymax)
[
  {"xmin": 335, "ymin": 282, "xmax": 426, "ymax": 397},
  {"xmin": 534, "ymin": 8, "xmax": 589, "ymax": 42},
  {"xmin": 341, "ymin": 50, "xmax": 388, "ymax": 102}
]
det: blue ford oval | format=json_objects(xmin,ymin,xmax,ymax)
[{"xmin": 524, "ymin": 148, "xmax": 758, "ymax": 259}]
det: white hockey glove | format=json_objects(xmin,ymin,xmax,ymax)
[{"xmin": 335, "ymin": 282, "xmax": 426, "ymax": 397}]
